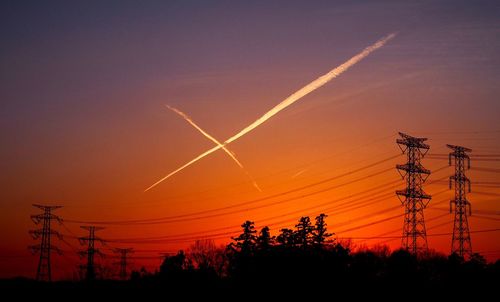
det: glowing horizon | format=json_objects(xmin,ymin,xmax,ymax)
[{"xmin": 1, "ymin": 1, "xmax": 499, "ymax": 280}]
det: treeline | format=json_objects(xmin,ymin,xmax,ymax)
[
  {"xmin": 2, "ymin": 214, "xmax": 498, "ymax": 296},
  {"xmin": 139, "ymin": 214, "xmax": 499, "ymax": 293}
]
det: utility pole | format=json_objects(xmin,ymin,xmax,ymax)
[
  {"xmin": 396, "ymin": 132, "xmax": 431, "ymax": 254},
  {"xmin": 79, "ymin": 226, "xmax": 104, "ymax": 281},
  {"xmin": 113, "ymin": 248, "xmax": 133, "ymax": 280},
  {"xmin": 448, "ymin": 144, "xmax": 473, "ymax": 258},
  {"xmin": 29, "ymin": 204, "xmax": 63, "ymax": 282}
]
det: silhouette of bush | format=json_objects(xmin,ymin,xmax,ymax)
[{"xmin": 7, "ymin": 217, "xmax": 497, "ymax": 296}]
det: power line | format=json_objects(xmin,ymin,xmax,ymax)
[
  {"xmin": 472, "ymin": 209, "xmax": 500, "ymax": 216},
  {"xmin": 428, "ymin": 153, "xmax": 500, "ymax": 158},
  {"xmin": 72, "ymin": 169, "xmax": 393, "ymax": 227},
  {"xmin": 102, "ymin": 185, "xmax": 449, "ymax": 245},
  {"xmin": 366, "ymin": 212, "xmax": 452, "ymax": 245},
  {"xmin": 470, "ymin": 215, "xmax": 500, "ymax": 222},
  {"xmin": 81, "ymin": 154, "xmax": 400, "ymax": 222},
  {"xmin": 63, "ymin": 162, "xmax": 450, "ymax": 228},
  {"xmin": 430, "ymin": 228, "xmax": 500, "ymax": 237},
  {"xmin": 470, "ymin": 191, "xmax": 500, "ymax": 197},
  {"xmin": 60, "ymin": 173, "xmax": 450, "ymax": 250},
  {"xmin": 104, "ymin": 184, "xmax": 406, "ymax": 243},
  {"xmin": 471, "ymin": 167, "xmax": 500, "ymax": 173}
]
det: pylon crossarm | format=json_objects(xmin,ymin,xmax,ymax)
[
  {"xmin": 30, "ymin": 215, "xmax": 42, "ymax": 224},
  {"xmin": 422, "ymin": 172, "xmax": 430, "ymax": 182},
  {"xmin": 397, "ymin": 143, "xmax": 407, "ymax": 154},
  {"xmin": 32, "ymin": 204, "xmax": 63, "ymax": 210},
  {"xmin": 29, "ymin": 230, "xmax": 42, "ymax": 239},
  {"xmin": 396, "ymin": 167, "xmax": 406, "ymax": 179},
  {"xmin": 50, "ymin": 246, "xmax": 63, "ymax": 255},
  {"xmin": 421, "ymin": 147, "xmax": 429, "ymax": 156}
]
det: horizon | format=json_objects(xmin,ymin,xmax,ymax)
[{"xmin": 1, "ymin": 0, "xmax": 499, "ymax": 280}]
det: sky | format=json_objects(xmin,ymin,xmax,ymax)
[{"xmin": 1, "ymin": 0, "xmax": 499, "ymax": 279}]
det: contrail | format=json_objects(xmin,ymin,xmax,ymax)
[
  {"xmin": 145, "ymin": 33, "xmax": 397, "ymax": 192},
  {"xmin": 292, "ymin": 169, "xmax": 308, "ymax": 179},
  {"xmin": 223, "ymin": 33, "xmax": 397, "ymax": 145},
  {"xmin": 165, "ymin": 105, "xmax": 245, "ymax": 168},
  {"xmin": 164, "ymin": 105, "xmax": 261, "ymax": 191}
]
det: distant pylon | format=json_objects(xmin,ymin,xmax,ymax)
[
  {"xmin": 29, "ymin": 204, "xmax": 63, "ymax": 282},
  {"xmin": 113, "ymin": 248, "xmax": 133, "ymax": 280},
  {"xmin": 396, "ymin": 132, "xmax": 431, "ymax": 254},
  {"xmin": 79, "ymin": 226, "xmax": 104, "ymax": 281},
  {"xmin": 447, "ymin": 144, "xmax": 473, "ymax": 258}
]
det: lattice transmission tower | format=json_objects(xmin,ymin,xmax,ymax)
[
  {"xmin": 113, "ymin": 248, "xmax": 133, "ymax": 280},
  {"xmin": 29, "ymin": 204, "xmax": 63, "ymax": 281},
  {"xmin": 79, "ymin": 226, "xmax": 105, "ymax": 281},
  {"xmin": 448, "ymin": 144, "xmax": 473, "ymax": 258},
  {"xmin": 396, "ymin": 132, "xmax": 431, "ymax": 254}
]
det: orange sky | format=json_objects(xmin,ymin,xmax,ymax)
[{"xmin": 1, "ymin": 1, "xmax": 499, "ymax": 279}]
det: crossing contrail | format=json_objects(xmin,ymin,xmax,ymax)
[
  {"xmin": 165, "ymin": 105, "xmax": 261, "ymax": 191},
  {"xmin": 145, "ymin": 32, "xmax": 397, "ymax": 192},
  {"xmin": 165, "ymin": 105, "xmax": 244, "ymax": 168}
]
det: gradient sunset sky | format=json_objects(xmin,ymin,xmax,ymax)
[{"xmin": 1, "ymin": 0, "xmax": 500, "ymax": 279}]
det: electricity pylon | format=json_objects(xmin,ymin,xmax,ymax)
[
  {"xmin": 79, "ymin": 226, "xmax": 104, "ymax": 281},
  {"xmin": 396, "ymin": 132, "xmax": 431, "ymax": 254},
  {"xmin": 29, "ymin": 204, "xmax": 63, "ymax": 281},
  {"xmin": 113, "ymin": 248, "xmax": 133, "ymax": 280},
  {"xmin": 448, "ymin": 144, "xmax": 473, "ymax": 258}
]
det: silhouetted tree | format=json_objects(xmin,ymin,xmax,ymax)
[
  {"xmin": 213, "ymin": 247, "xmax": 230, "ymax": 277},
  {"xmin": 312, "ymin": 213, "xmax": 333, "ymax": 248},
  {"xmin": 230, "ymin": 220, "xmax": 257, "ymax": 255},
  {"xmin": 464, "ymin": 252, "xmax": 487, "ymax": 275},
  {"xmin": 256, "ymin": 226, "xmax": 274, "ymax": 251},
  {"xmin": 99, "ymin": 265, "xmax": 114, "ymax": 280},
  {"xmin": 130, "ymin": 266, "xmax": 151, "ymax": 281},
  {"xmin": 351, "ymin": 250, "xmax": 382, "ymax": 280},
  {"xmin": 370, "ymin": 244, "xmax": 391, "ymax": 258},
  {"xmin": 276, "ymin": 228, "xmax": 295, "ymax": 247},
  {"xmin": 387, "ymin": 249, "xmax": 417, "ymax": 281},
  {"xmin": 295, "ymin": 216, "xmax": 314, "ymax": 248},
  {"xmin": 469, "ymin": 253, "xmax": 487, "ymax": 267},
  {"xmin": 188, "ymin": 239, "xmax": 218, "ymax": 271},
  {"xmin": 448, "ymin": 252, "xmax": 465, "ymax": 265},
  {"xmin": 160, "ymin": 250, "xmax": 191, "ymax": 277}
]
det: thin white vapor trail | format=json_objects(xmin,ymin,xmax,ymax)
[
  {"xmin": 223, "ymin": 33, "xmax": 397, "ymax": 145},
  {"xmin": 292, "ymin": 169, "xmax": 308, "ymax": 179},
  {"xmin": 145, "ymin": 33, "xmax": 397, "ymax": 192},
  {"xmin": 165, "ymin": 105, "xmax": 244, "ymax": 168},
  {"xmin": 165, "ymin": 105, "xmax": 261, "ymax": 191}
]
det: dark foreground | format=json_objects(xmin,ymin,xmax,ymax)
[{"xmin": 2, "ymin": 246, "xmax": 499, "ymax": 299}]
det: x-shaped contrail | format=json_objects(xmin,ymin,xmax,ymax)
[
  {"xmin": 165, "ymin": 105, "xmax": 261, "ymax": 191},
  {"xmin": 145, "ymin": 33, "xmax": 397, "ymax": 192}
]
